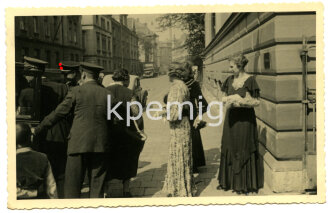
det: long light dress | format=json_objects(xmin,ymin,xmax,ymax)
[{"xmin": 162, "ymin": 79, "xmax": 196, "ymax": 197}]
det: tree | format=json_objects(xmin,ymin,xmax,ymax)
[{"xmin": 157, "ymin": 13, "xmax": 205, "ymax": 56}]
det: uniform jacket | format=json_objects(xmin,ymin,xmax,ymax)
[
  {"xmin": 41, "ymin": 80, "xmax": 70, "ymax": 143},
  {"xmin": 35, "ymin": 80, "xmax": 114, "ymax": 154}
]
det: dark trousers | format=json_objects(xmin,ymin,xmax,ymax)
[
  {"xmin": 41, "ymin": 141, "xmax": 67, "ymax": 198},
  {"xmin": 64, "ymin": 153, "xmax": 107, "ymax": 198}
]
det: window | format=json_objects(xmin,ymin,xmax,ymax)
[
  {"xmin": 53, "ymin": 16, "xmax": 59, "ymax": 40},
  {"xmin": 108, "ymin": 37, "xmax": 111, "ymax": 53},
  {"xmin": 96, "ymin": 15, "xmax": 99, "ymax": 25},
  {"xmin": 19, "ymin": 19, "xmax": 25, "ymax": 30},
  {"xmin": 75, "ymin": 54, "xmax": 79, "ymax": 62},
  {"xmin": 97, "ymin": 33, "xmax": 100, "ymax": 52},
  {"xmin": 55, "ymin": 52, "xmax": 59, "ymax": 66},
  {"xmin": 46, "ymin": 51, "xmax": 51, "ymax": 67},
  {"xmin": 71, "ymin": 54, "xmax": 74, "ymax": 61},
  {"xmin": 102, "ymin": 35, "xmax": 106, "ymax": 54},
  {"xmin": 21, "ymin": 48, "xmax": 28, "ymax": 61},
  {"xmin": 101, "ymin": 18, "xmax": 105, "ymax": 29},
  {"xmin": 34, "ymin": 49, "xmax": 40, "ymax": 58},
  {"xmin": 97, "ymin": 59, "xmax": 101, "ymax": 65},
  {"xmin": 68, "ymin": 21, "xmax": 72, "ymax": 42},
  {"xmin": 73, "ymin": 23, "xmax": 77, "ymax": 43},
  {"xmin": 33, "ymin": 17, "xmax": 39, "ymax": 34},
  {"xmin": 103, "ymin": 60, "xmax": 107, "ymax": 70},
  {"xmin": 264, "ymin": 53, "xmax": 271, "ymax": 70},
  {"xmin": 82, "ymin": 31, "xmax": 86, "ymax": 49},
  {"xmin": 107, "ymin": 21, "xmax": 110, "ymax": 31},
  {"xmin": 44, "ymin": 17, "xmax": 50, "ymax": 37}
]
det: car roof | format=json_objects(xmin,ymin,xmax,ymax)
[{"xmin": 102, "ymin": 74, "xmax": 139, "ymax": 90}]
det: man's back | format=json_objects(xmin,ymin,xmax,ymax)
[
  {"xmin": 41, "ymin": 80, "xmax": 70, "ymax": 143},
  {"xmin": 68, "ymin": 80, "xmax": 112, "ymax": 154}
]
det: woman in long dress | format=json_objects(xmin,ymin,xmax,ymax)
[
  {"xmin": 184, "ymin": 63, "xmax": 207, "ymax": 173},
  {"xmin": 217, "ymin": 54, "xmax": 263, "ymax": 194},
  {"xmin": 162, "ymin": 62, "xmax": 196, "ymax": 197}
]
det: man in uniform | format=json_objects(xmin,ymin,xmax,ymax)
[
  {"xmin": 34, "ymin": 62, "xmax": 113, "ymax": 198},
  {"xmin": 17, "ymin": 57, "xmax": 48, "ymax": 116},
  {"xmin": 60, "ymin": 62, "xmax": 81, "ymax": 90},
  {"xmin": 39, "ymin": 72, "xmax": 70, "ymax": 199}
]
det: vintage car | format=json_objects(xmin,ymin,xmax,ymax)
[{"xmin": 102, "ymin": 74, "xmax": 148, "ymax": 108}]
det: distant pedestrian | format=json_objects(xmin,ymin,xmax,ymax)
[
  {"xmin": 217, "ymin": 53, "xmax": 263, "ymax": 194},
  {"xmin": 16, "ymin": 123, "xmax": 57, "ymax": 199},
  {"xmin": 162, "ymin": 62, "xmax": 196, "ymax": 197},
  {"xmin": 106, "ymin": 68, "xmax": 145, "ymax": 198},
  {"xmin": 34, "ymin": 62, "xmax": 113, "ymax": 198}
]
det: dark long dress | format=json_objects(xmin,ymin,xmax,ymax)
[
  {"xmin": 218, "ymin": 75, "xmax": 263, "ymax": 193},
  {"xmin": 106, "ymin": 84, "xmax": 145, "ymax": 180},
  {"xmin": 185, "ymin": 80, "xmax": 207, "ymax": 171}
]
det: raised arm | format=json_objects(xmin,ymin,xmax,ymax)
[{"xmin": 34, "ymin": 90, "xmax": 76, "ymax": 135}]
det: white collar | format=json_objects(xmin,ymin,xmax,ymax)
[
  {"xmin": 110, "ymin": 82, "xmax": 123, "ymax": 86},
  {"xmin": 16, "ymin": 147, "xmax": 33, "ymax": 154}
]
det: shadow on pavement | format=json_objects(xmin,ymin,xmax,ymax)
[
  {"xmin": 138, "ymin": 161, "xmax": 151, "ymax": 169},
  {"xmin": 194, "ymin": 148, "xmax": 220, "ymax": 196},
  {"xmin": 129, "ymin": 163, "xmax": 167, "ymax": 197}
]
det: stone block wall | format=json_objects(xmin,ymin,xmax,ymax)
[{"xmin": 203, "ymin": 12, "xmax": 316, "ymax": 192}]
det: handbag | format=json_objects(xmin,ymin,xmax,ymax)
[{"xmin": 125, "ymin": 119, "xmax": 148, "ymax": 142}]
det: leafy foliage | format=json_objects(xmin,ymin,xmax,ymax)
[{"xmin": 157, "ymin": 13, "xmax": 205, "ymax": 56}]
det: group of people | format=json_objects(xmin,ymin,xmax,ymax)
[
  {"xmin": 16, "ymin": 59, "xmax": 146, "ymax": 199},
  {"xmin": 16, "ymin": 52, "xmax": 263, "ymax": 199},
  {"xmin": 161, "ymin": 54, "xmax": 263, "ymax": 196}
]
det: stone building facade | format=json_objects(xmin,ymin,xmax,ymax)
[
  {"xmin": 81, "ymin": 15, "xmax": 112, "ymax": 73},
  {"xmin": 15, "ymin": 16, "xmax": 83, "ymax": 68},
  {"xmin": 202, "ymin": 12, "xmax": 316, "ymax": 193},
  {"xmin": 130, "ymin": 18, "xmax": 159, "ymax": 73},
  {"xmin": 158, "ymin": 41, "xmax": 172, "ymax": 75},
  {"xmin": 112, "ymin": 15, "xmax": 140, "ymax": 75}
]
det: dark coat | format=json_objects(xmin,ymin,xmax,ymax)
[
  {"xmin": 35, "ymin": 80, "xmax": 114, "ymax": 155},
  {"xmin": 106, "ymin": 84, "xmax": 144, "ymax": 180},
  {"xmin": 41, "ymin": 80, "xmax": 70, "ymax": 143}
]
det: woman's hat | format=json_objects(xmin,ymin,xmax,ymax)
[
  {"xmin": 112, "ymin": 68, "xmax": 130, "ymax": 81},
  {"xmin": 168, "ymin": 62, "xmax": 189, "ymax": 80}
]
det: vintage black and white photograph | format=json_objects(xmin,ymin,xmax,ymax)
[{"xmin": 6, "ymin": 3, "xmax": 325, "ymax": 208}]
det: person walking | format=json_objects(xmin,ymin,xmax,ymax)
[
  {"xmin": 34, "ymin": 62, "xmax": 113, "ymax": 198},
  {"xmin": 162, "ymin": 62, "xmax": 196, "ymax": 197},
  {"xmin": 105, "ymin": 68, "xmax": 145, "ymax": 198},
  {"xmin": 217, "ymin": 54, "xmax": 263, "ymax": 194}
]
